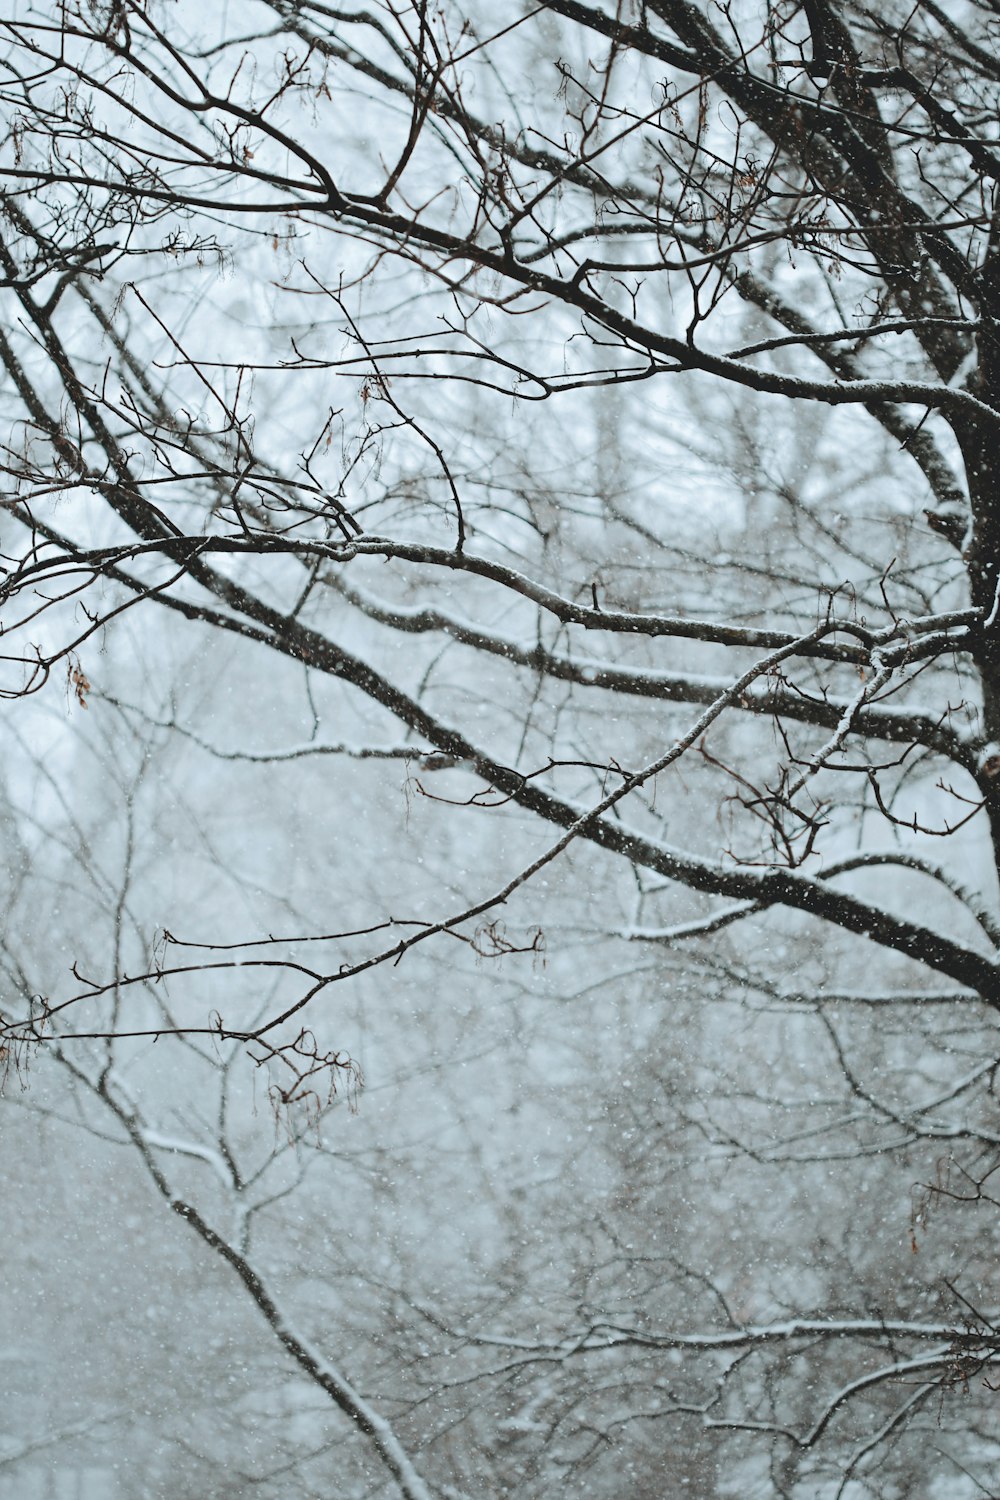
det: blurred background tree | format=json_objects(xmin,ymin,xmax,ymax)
[{"xmin": 4, "ymin": 1, "xmax": 1000, "ymax": 1495}]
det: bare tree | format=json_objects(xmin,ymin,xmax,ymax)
[{"xmin": 5, "ymin": 0, "xmax": 1000, "ymax": 1493}]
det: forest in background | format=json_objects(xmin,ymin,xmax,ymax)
[{"xmin": 3, "ymin": 2, "xmax": 1000, "ymax": 1496}]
